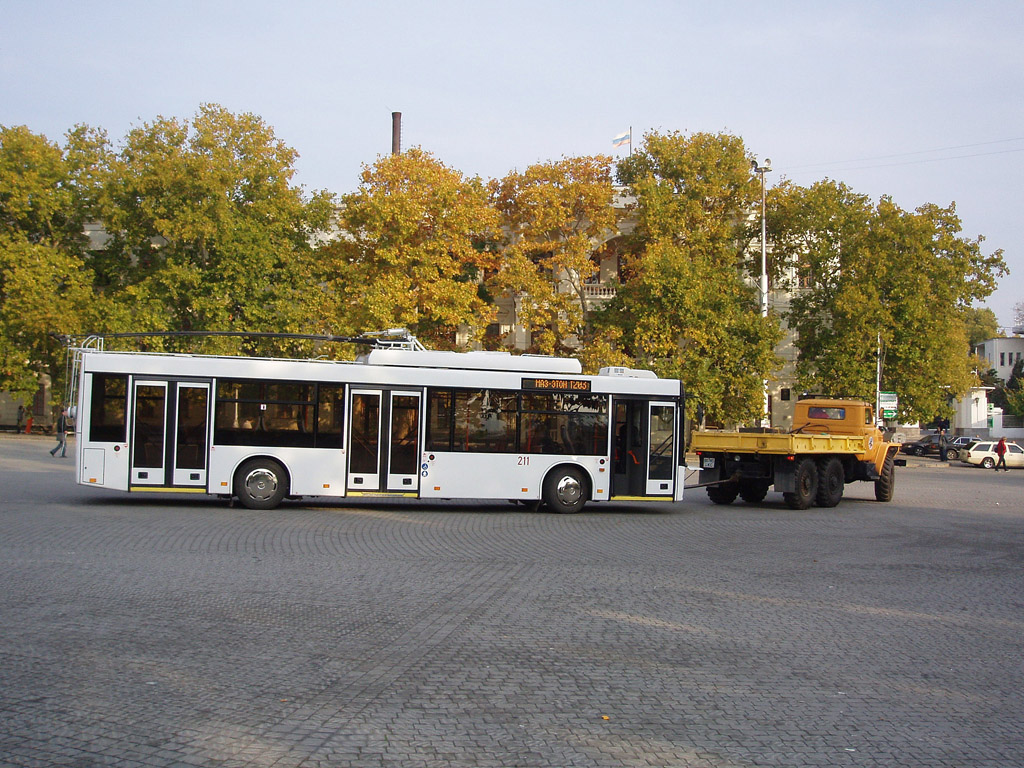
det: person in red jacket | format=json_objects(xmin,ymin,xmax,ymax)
[{"xmin": 994, "ymin": 437, "xmax": 1009, "ymax": 472}]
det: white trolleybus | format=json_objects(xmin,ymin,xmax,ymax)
[{"xmin": 69, "ymin": 332, "xmax": 685, "ymax": 512}]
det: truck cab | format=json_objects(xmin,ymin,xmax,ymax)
[{"xmin": 792, "ymin": 398, "xmax": 889, "ymax": 468}]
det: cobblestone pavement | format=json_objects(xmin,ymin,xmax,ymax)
[{"xmin": 1, "ymin": 434, "xmax": 1022, "ymax": 767}]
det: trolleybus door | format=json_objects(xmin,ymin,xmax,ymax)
[
  {"xmin": 171, "ymin": 383, "xmax": 209, "ymax": 487},
  {"xmin": 130, "ymin": 381, "xmax": 168, "ymax": 486},
  {"xmin": 347, "ymin": 389, "xmax": 422, "ymax": 493},
  {"xmin": 348, "ymin": 390, "xmax": 382, "ymax": 491},
  {"xmin": 645, "ymin": 401, "xmax": 677, "ymax": 496},
  {"xmin": 386, "ymin": 391, "xmax": 421, "ymax": 492},
  {"xmin": 612, "ymin": 398, "xmax": 677, "ymax": 497}
]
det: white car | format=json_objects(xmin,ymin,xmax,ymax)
[{"xmin": 961, "ymin": 440, "xmax": 1024, "ymax": 469}]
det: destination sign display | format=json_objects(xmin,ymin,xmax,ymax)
[{"xmin": 521, "ymin": 377, "xmax": 591, "ymax": 392}]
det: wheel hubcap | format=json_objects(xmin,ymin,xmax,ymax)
[
  {"xmin": 556, "ymin": 474, "xmax": 581, "ymax": 505},
  {"xmin": 244, "ymin": 469, "xmax": 278, "ymax": 501}
]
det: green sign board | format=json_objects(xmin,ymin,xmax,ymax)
[{"xmin": 879, "ymin": 391, "xmax": 898, "ymax": 419}]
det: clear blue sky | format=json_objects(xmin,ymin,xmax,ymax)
[{"xmin": 3, "ymin": 0, "xmax": 1021, "ymax": 327}]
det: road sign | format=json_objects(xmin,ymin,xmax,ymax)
[{"xmin": 879, "ymin": 391, "xmax": 898, "ymax": 419}]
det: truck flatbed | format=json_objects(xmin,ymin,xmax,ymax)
[{"xmin": 691, "ymin": 431, "xmax": 869, "ymax": 455}]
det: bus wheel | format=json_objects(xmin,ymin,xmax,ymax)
[
  {"xmin": 784, "ymin": 458, "xmax": 818, "ymax": 510},
  {"xmin": 815, "ymin": 458, "xmax": 844, "ymax": 508},
  {"xmin": 543, "ymin": 466, "xmax": 588, "ymax": 514},
  {"xmin": 235, "ymin": 458, "xmax": 288, "ymax": 510}
]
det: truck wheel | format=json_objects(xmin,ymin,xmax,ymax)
[
  {"xmin": 707, "ymin": 482, "xmax": 739, "ymax": 505},
  {"xmin": 815, "ymin": 458, "xmax": 844, "ymax": 508},
  {"xmin": 738, "ymin": 479, "xmax": 770, "ymax": 503},
  {"xmin": 874, "ymin": 452, "xmax": 896, "ymax": 502},
  {"xmin": 784, "ymin": 458, "xmax": 818, "ymax": 510}
]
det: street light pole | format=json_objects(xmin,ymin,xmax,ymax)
[{"xmin": 752, "ymin": 158, "xmax": 772, "ymax": 427}]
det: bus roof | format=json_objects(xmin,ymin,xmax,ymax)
[{"xmin": 77, "ymin": 348, "xmax": 682, "ymax": 397}]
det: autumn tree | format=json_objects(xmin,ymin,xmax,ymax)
[
  {"xmin": 324, "ymin": 148, "xmax": 499, "ymax": 349},
  {"xmin": 769, "ymin": 180, "xmax": 1007, "ymax": 422},
  {"xmin": 488, "ymin": 156, "xmax": 618, "ymax": 355},
  {"xmin": 601, "ymin": 131, "xmax": 782, "ymax": 424},
  {"xmin": 0, "ymin": 124, "xmax": 107, "ymax": 401},
  {"xmin": 963, "ymin": 306, "xmax": 1000, "ymax": 348},
  {"xmin": 96, "ymin": 104, "xmax": 334, "ymax": 354}
]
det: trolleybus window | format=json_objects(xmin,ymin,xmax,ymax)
[
  {"xmin": 88, "ymin": 373, "xmax": 128, "ymax": 442},
  {"xmin": 426, "ymin": 388, "xmax": 608, "ymax": 455},
  {"xmin": 215, "ymin": 379, "xmax": 343, "ymax": 449},
  {"xmin": 521, "ymin": 392, "xmax": 608, "ymax": 456},
  {"xmin": 316, "ymin": 385, "xmax": 345, "ymax": 447},
  {"xmin": 453, "ymin": 389, "xmax": 518, "ymax": 453}
]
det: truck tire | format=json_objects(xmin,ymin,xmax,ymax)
[
  {"xmin": 707, "ymin": 482, "xmax": 739, "ymax": 505},
  {"xmin": 874, "ymin": 451, "xmax": 896, "ymax": 502},
  {"xmin": 784, "ymin": 458, "xmax": 818, "ymax": 510},
  {"xmin": 815, "ymin": 457, "xmax": 844, "ymax": 508},
  {"xmin": 738, "ymin": 479, "xmax": 770, "ymax": 503}
]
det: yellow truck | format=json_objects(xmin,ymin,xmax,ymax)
[{"xmin": 690, "ymin": 398, "xmax": 902, "ymax": 509}]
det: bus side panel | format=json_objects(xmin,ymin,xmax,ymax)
[
  {"xmin": 77, "ymin": 373, "xmax": 130, "ymax": 491},
  {"xmin": 208, "ymin": 446, "xmax": 348, "ymax": 498},
  {"xmin": 420, "ymin": 453, "xmax": 606, "ymax": 502}
]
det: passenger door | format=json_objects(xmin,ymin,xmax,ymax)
[
  {"xmin": 130, "ymin": 380, "xmax": 211, "ymax": 488},
  {"xmin": 645, "ymin": 401, "xmax": 677, "ymax": 495},
  {"xmin": 347, "ymin": 389, "xmax": 422, "ymax": 494},
  {"xmin": 130, "ymin": 381, "xmax": 168, "ymax": 486},
  {"xmin": 171, "ymin": 383, "xmax": 210, "ymax": 487}
]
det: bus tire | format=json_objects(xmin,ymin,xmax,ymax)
[
  {"xmin": 542, "ymin": 466, "xmax": 588, "ymax": 514},
  {"xmin": 874, "ymin": 451, "xmax": 896, "ymax": 502},
  {"xmin": 707, "ymin": 482, "xmax": 739, "ymax": 505},
  {"xmin": 815, "ymin": 457, "xmax": 844, "ymax": 508},
  {"xmin": 737, "ymin": 479, "xmax": 769, "ymax": 504},
  {"xmin": 235, "ymin": 458, "xmax": 288, "ymax": 510},
  {"xmin": 784, "ymin": 458, "xmax": 818, "ymax": 510}
]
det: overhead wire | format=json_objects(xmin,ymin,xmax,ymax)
[{"xmin": 787, "ymin": 137, "xmax": 1024, "ymax": 174}]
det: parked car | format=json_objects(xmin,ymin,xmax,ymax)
[
  {"xmin": 961, "ymin": 440, "xmax": 1024, "ymax": 469},
  {"xmin": 902, "ymin": 433, "xmax": 947, "ymax": 457},
  {"xmin": 948, "ymin": 436, "xmax": 978, "ymax": 453},
  {"xmin": 903, "ymin": 433, "xmax": 975, "ymax": 460}
]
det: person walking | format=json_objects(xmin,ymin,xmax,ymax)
[
  {"xmin": 994, "ymin": 436, "xmax": 1009, "ymax": 472},
  {"xmin": 938, "ymin": 429, "xmax": 948, "ymax": 462},
  {"xmin": 49, "ymin": 407, "xmax": 68, "ymax": 458}
]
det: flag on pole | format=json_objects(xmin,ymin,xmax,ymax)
[{"xmin": 612, "ymin": 130, "xmax": 631, "ymax": 149}]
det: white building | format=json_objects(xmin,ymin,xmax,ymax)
[{"xmin": 973, "ymin": 336, "xmax": 1024, "ymax": 382}]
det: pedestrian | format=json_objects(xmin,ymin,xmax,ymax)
[
  {"xmin": 16, "ymin": 404, "xmax": 24, "ymax": 432},
  {"xmin": 938, "ymin": 429, "xmax": 948, "ymax": 462},
  {"xmin": 994, "ymin": 436, "xmax": 1009, "ymax": 472},
  {"xmin": 49, "ymin": 407, "xmax": 68, "ymax": 458}
]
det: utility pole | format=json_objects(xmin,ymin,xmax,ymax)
[{"xmin": 752, "ymin": 158, "xmax": 772, "ymax": 427}]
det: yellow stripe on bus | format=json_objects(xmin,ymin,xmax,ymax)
[{"xmin": 129, "ymin": 486, "xmax": 208, "ymax": 493}]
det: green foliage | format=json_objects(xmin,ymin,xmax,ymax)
[
  {"xmin": 489, "ymin": 155, "xmax": 618, "ymax": 354},
  {"xmin": 599, "ymin": 238, "xmax": 782, "ymax": 424},
  {"xmin": 0, "ymin": 125, "xmax": 105, "ymax": 401},
  {"xmin": 96, "ymin": 104, "xmax": 334, "ymax": 355},
  {"xmin": 603, "ymin": 131, "xmax": 782, "ymax": 423},
  {"xmin": 324, "ymin": 148, "xmax": 499, "ymax": 350},
  {"xmin": 963, "ymin": 307, "xmax": 1000, "ymax": 348},
  {"xmin": 771, "ymin": 180, "xmax": 1008, "ymax": 421}
]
